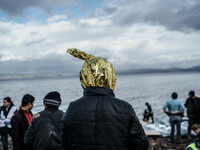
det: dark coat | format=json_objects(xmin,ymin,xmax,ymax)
[
  {"xmin": 24, "ymin": 107, "xmax": 64, "ymax": 150},
  {"xmin": 10, "ymin": 109, "xmax": 34, "ymax": 150},
  {"xmin": 185, "ymin": 97, "xmax": 200, "ymax": 119},
  {"xmin": 61, "ymin": 87, "xmax": 149, "ymax": 150}
]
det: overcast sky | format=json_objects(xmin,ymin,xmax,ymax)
[{"xmin": 0, "ymin": 0, "xmax": 200, "ymax": 74}]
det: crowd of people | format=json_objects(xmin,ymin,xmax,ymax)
[
  {"xmin": 142, "ymin": 90, "xmax": 200, "ymax": 149},
  {"xmin": 0, "ymin": 49, "xmax": 149, "ymax": 150},
  {"xmin": 0, "ymin": 48, "xmax": 199, "ymax": 150},
  {"xmin": 163, "ymin": 90, "xmax": 200, "ymax": 146}
]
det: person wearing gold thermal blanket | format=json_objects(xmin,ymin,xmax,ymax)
[{"xmin": 61, "ymin": 49, "xmax": 149, "ymax": 150}]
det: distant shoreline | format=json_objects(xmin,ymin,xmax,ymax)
[
  {"xmin": 0, "ymin": 65, "xmax": 200, "ymax": 81},
  {"xmin": 0, "ymin": 71, "xmax": 200, "ymax": 81}
]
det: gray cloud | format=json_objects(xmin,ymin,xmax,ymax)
[
  {"xmin": 0, "ymin": 0, "xmax": 77, "ymax": 16},
  {"xmin": 0, "ymin": 54, "xmax": 82, "ymax": 73},
  {"xmin": 1, "ymin": 47, "xmax": 199, "ymax": 74},
  {"xmin": 101, "ymin": 0, "xmax": 200, "ymax": 31}
]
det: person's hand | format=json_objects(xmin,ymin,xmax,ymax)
[
  {"xmin": 164, "ymin": 111, "xmax": 170, "ymax": 116},
  {"xmin": 4, "ymin": 120, "xmax": 10, "ymax": 125}
]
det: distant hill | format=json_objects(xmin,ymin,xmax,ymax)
[
  {"xmin": 117, "ymin": 66, "xmax": 200, "ymax": 75},
  {"xmin": 0, "ymin": 72, "xmax": 77, "ymax": 81},
  {"xmin": 0, "ymin": 66, "xmax": 200, "ymax": 81}
]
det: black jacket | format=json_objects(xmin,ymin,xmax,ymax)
[
  {"xmin": 185, "ymin": 97, "xmax": 200, "ymax": 118},
  {"xmin": 61, "ymin": 87, "xmax": 149, "ymax": 150},
  {"xmin": 11, "ymin": 109, "xmax": 34, "ymax": 150},
  {"xmin": 24, "ymin": 107, "xmax": 64, "ymax": 150}
]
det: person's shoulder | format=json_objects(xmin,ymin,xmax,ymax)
[
  {"xmin": 67, "ymin": 97, "xmax": 84, "ymax": 107},
  {"xmin": 0, "ymin": 105, "xmax": 3, "ymax": 110},
  {"xmin": 177, "ymin": 99, "xmax": 183, "ymax": 103},
  {"xmin": 166, "ymin": 99, "xmax": 171, "ymax": 103},
  {"xmin": 195, "ymin": 97, "xmax": 200, "ymax": 101},
  {"xmin": 11, "ymin": 105, "xmax": 17, "ymax": 110},
  {"xmin": 52, "ymin": 109, "xmax": 64, "ymax": 115},
  {"xmin": 32, "ymin": 113, "xmax": 41, "ymax": 120},
  {"xmin": 186, "ymin": 97, "xmax": 190, "ymax": 101},
  {"xmin": 35, "ymin": 110, "xmax": 46, "ymax": 117},
  {"xmin": 113, "ymin": 97, "xmax": 136, "ymax": 114},
  {"xmin": 11, "ymin": 110, "xmax": 22, "ymax": 121},
  {"xmin": 58, "ymin": 109, "xmax": 64, "ymax": 114},
  {"xmin": 114, "ymin": 97, "xmax": 132, "ymax": 106},
  {"xmin": 12, "ymin": 105, "xmax": 17, "ymax": 108}
]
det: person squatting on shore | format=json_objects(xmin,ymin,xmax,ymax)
[
  {"xmin": 61, "ymin": 48, "xmax": 149, "ymax": 150},
  {"xmin": 163, "ymin": 92, "xmax": 185, "ymax": 144},
  {"xmin": 11, "ymin": 94, "xmax": 35, "ymax": 150},
  {"xmin": 0, "ymin": 97, "xmax": 17, "ymax": 150},
  {"xmin": 186, "ymin": 124, "xmax": 200, "ymax": 150},
  {"xmin": 24, "ymin": 91, "xmax": 64, "ymax": 150},
  {"xmin": 185, "ymin": 91, "xmax": 200, "ymax": 139},
  {"xmin": 143, "ymin": 102, "xmax": 154, "ymax": 123}
]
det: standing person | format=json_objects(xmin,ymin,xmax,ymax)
[
  {"xmin": 11, "ymin": 94, "xmax": 35, "ymax": 150},
  {"xmin": 185, "ymin": 91, "xmax": 200, "ymax": 139},
  {"xmin": 163, "ymin": 92, "xmax": 185, "ymax": 144},
  {"xmin": 0, "ymin": 97, "xmax": 17, "ymax": 150},
  {"xmin": 24, "ymin": 91, "xmax": 64, "ymax": 150},
  {"xmin": 61, "ymin": 49, "xmax": 149, "ymax": 150},
  {"xmin": 143, "ymin": 102, "xmax": 154, "ymax": 123},
  {"xmin": 186, "ymin": 124, "xmax": 200, "ymax": 150}
]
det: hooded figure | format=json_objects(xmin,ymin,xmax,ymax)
[{"xmin": 61, "ymin": 48, "xmax": 149, "ymax": 150}]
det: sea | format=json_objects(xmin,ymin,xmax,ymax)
[{"xmin": 0, "ymin": 72, "xmax": 200, "ymax": 136}]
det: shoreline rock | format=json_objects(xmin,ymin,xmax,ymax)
[{"xmin": 0, "ymin": 135, "xmax": 197, "ymax": 150}]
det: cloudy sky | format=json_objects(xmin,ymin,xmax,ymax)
[{"xmin": 0, "ymin": 0, "xmax": 200, "ymax": 74}]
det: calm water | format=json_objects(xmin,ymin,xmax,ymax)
[{"xmin": 0, "ymin": 73, "xmax": 200, "ymax": 121}]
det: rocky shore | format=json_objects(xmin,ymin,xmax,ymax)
[
  {"xmin": 148, "ymin": 136, "xmax": 196, "ymax": 150},
  {"xmin": 0, "ymin": 135, "xmax": 196, "ymax": 150}
]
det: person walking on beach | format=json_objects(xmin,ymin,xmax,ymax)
[
  {"xmin": 185, "ymin": 91, "xmax": 200, "ymax": 139},
  {"xmin": 11, "ymin": 94, "xmax": 35, "ymax": 150},
  {"xmin": 24, "ymin": 91, "xmax": 64, "ymax": 150},
  {"xmin": 0, "ymin": 97, "xmax": 17, "ymax": 150},
  {"xmin": 186, "ymin": 124, "xmax": 200, "ymax": 150},
  {"xmin": 163, "ymin": 92, "xmax": 185, "ymax": 144},
  {"xmin": 143, "ymin": 102, "xmax": 154, "ymax": 123},
  {"xmin": 61, "ymin": 48, "xmax": 149, "ymax": 150}
]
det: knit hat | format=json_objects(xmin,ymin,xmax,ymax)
[
  {"xmin": 67, "ymin": 48, "xmax": 116, "ymax": 90},
  {"xmin": 43, "ymin": 91, "xmax": 61, "ymax": 106}
]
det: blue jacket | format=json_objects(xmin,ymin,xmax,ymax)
[{"xmin": 163, "ymin": 99, "xmax": 185, "ymax": 113}]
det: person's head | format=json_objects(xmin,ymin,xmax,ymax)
[
  {"xmin": 189, "ymin": 90, "xmax": 195, "ymax": 98},
  {"xmin": 3, "ymin": 97, "xmax": 14, "ymax": 107},
  {"xmin": 67, "ymin": 48, "xmax": 116, "ymax": 91},
  {"xmin": 21, "ymin": 94, "xmax": 35, "ymax": 110},
  {"xmin": 43, "ymin": 91, "xmax": 61, "ymax": 108},
  {"xmin": 171, "ymin": 92, "xmax": 178, "ymax": 99},
  {"xmin": 191, "ymin": 124, "xmax": 200, "ymax": 137}
]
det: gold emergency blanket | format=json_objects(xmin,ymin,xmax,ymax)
[{"xmin": 67, "ymin": 48, "xmax": 116, "ymax": 90}]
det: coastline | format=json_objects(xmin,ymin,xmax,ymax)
[{"xmin": 0, "ymin": 135, "xmax": 197, "ymax": 150}]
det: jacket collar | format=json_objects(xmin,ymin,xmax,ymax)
[{"xmin": 83, "ymin": 87, "xmax": 115, "ymax": 97}]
